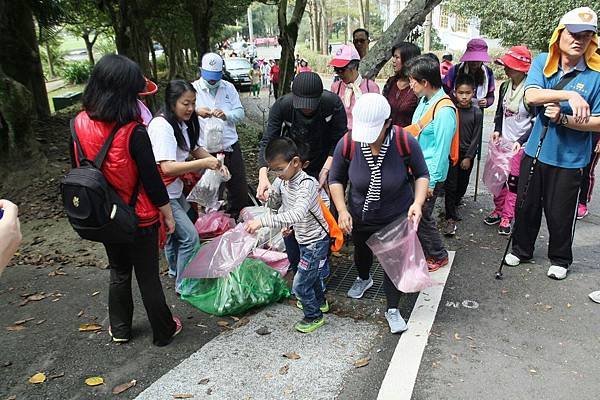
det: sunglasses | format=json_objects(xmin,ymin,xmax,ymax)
[
  {"xmin": 353, "ymin": 38, "xmax": 368, "ymax": 43},
  {"xmin": 334, "ymin": 66, "xmax": 350, "ymax": 74}
]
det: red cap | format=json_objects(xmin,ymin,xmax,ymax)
[
  {"xmin": 495, "ymin": 46, "xmax": 532, "ymax": 73},
  {"xmin": 138, "ymin": 78, "xmax": 158, "ymax": 96}
]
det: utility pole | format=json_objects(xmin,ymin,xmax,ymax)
[
  {"xmin": 423, "ymin": 12, "xmax": 432, "ymax": 51},
  {"xmin": 247, "ymin": 7, "xmax": 254, "ymax": 42}
]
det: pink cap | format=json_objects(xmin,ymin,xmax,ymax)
[{"xmin": 329, "ymin": 45, "xmax": 361, "ymax": 67}]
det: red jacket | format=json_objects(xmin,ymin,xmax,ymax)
[{"xmin": 73, "ymin": 112, "xmax": 159, "ymax": 227}]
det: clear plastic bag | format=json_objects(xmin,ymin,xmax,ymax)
[
  {"xmin": 205, "ymin": 117, "xmax": 225, "ymax": 153},
  {"xmin": 482, "ymin": 140, "xmax": 513, "ymax": 197},
  {"xmin": 240, "ymin": 206, "xmax": 285, "ymax": 251},
  {"xmin": 187, "ymin": 154, "xmax": 231, "ymax": 211},
  {"xmin": 366, "ymin": 217, "xmax": 435, "ymax": 293},
  {"xmin": 195, "ymin": 210, "xmax": 235, "ymax": 239},
  {"xmin": 183, "ymin": 223, "xmax": 257, "ymax": 279}
]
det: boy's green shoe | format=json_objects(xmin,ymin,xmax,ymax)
[
  {"xmin": 294, "ymin": 316, "xmax": 326, "ymax": 333},
  {"xmin": 296, "ymin": 300, "xmax": 329, "ymax": 313}
]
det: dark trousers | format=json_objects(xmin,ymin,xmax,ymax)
[
  {"xmin": 579, "ymin": 134, "xmax": 600, "ymax": 205},
  {"xmin": 352, "ymin": 222, "xmax": 402, "ymax": 309},
  {"xmin": 511, "ymin": 155, "xmax": 582, "ymax": 267},
  {"xmin": 220, "ymin": 141, "xmax": 250, "ymax": 219},
  {"xmin": 272, "ymin": 82, "xmax": 279, "ymax": 99},
  {"xmin": 417, "ymin": 183, "xmax": 448, "ymax": 260},
  {"xmin": 104, "ymin": 224, "xmax": 176, "ymax": 346},
  {"xmin": 444, "ymin": 155, "xmax": 474, "ymax": 220}
]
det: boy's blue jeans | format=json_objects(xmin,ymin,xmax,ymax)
[
  {"xmin": 284, "ymin": 233, "xmax": 330, "ymax": 291},
  {"xmin": 292, "ymin": 237, "xmax": 329, "ymax": 320}
]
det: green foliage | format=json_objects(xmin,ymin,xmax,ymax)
[
  {"xmin": 61, "ymin": 62, "xmax": 92, "ymax": 84},
  {"xmin": 415, "ymin": 28, "xmax": 445, "ymax": 51},
  {"xmin": 95, "ymin": 36, "xmax": 117, "ymax": 56},
  {"xmin": 39, "ymin": 35, "xmax": 66, "ymax": 77},
  {"xmin": 448, "ymin": 0, "xmax": 600, "ymax": 51}
]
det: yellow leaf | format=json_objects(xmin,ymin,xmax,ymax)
[
  {"xmin": 79, "ymin": 323, "xmax": 102, "ymax": 332},
  {"xmin": 173, "ymin": 394, "xmax": 194, "ymax": 399},
  {"xmin": 29, "ymin": 372, "xmax": 46, "ymax": 384},
  {"xmin": 353, "ymin": 357, "xmax": 370, "ymax": 368},
  {"xmin": 85, "ymin": 376, "xmax": 104, "ymax": 386},
  {"xmin": 6, "ymin": 325, "xmax": 26, "ymax": 332},
  {"xmin": 216, "ymin": 320, "xmax": 229, "ymax": 327}
]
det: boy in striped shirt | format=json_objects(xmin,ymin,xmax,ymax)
[{"xmin": 245, "ymin": 137, "xmax": 329, "ymax": 333}]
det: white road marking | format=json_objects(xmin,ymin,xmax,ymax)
[{"xmin": 377, "ymin": 251, "xmax": 455, "ymax": 400}]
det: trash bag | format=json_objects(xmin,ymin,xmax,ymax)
[
  {"xmin": 249, "ymin": 248, "xmax": 290, "ymax": 276},
  {"xmin": 205, "ymin": 117, "xmax": 225, "ymax": 153},
  {"xmin": 179, "ymin": 258, "xmax": 291, "ymax": 316},
  {"xmin": 240, "ymin": 206, "xmax": 285, "ymax": 252},
  {"xmin": 195, "ymin": 210, "xmax": 235, "ymax": 239},
  {"xmin": 184, "ymin": 223, "xmax": 256, "ymax": 279},
  {"xmin": 482, "ymin": 140, "xmax": 513, "ymax": 197},
  {"xmin": 366, "ymin": 217, "xmax": 435, "ymax": 293},
  {"xmin": 187, "ymin": 154, "xmax": 231, "ymax": 211}
]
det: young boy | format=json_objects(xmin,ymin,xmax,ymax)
[
  {"xmin": 245, "ymin": 137, "xmax": 329, "ymax": 333},
  {"xmin": 444, "ymin": 74, "xmax": 483, "ymax": 235}
]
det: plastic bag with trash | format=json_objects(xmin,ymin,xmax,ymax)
[
  {"xmin": 205, "ymin": 117, "xmax": 225, "ymax": 153},
  {"xmin": 179, "ymin": 258, "xmax": 291, "ymax": 316},
  {"xmin": 366, "ymin": 217, "xmax": 435, "ymax": 293},
  {"xmin": 240, "ymin": 205, "xmax": 285, "ymax": 252},
  {"xmin": 187, "ymin": 154, "xmax": 231, "ymax": 211},
  {"xmin": 249, "ymin": 248, "xmax": 290, "ymax": 276},
  {"xmin": 195, "ymin": 210, "xmax": 235, "ymax": 239},
  {"xmin": 482, "ymin": 140, "xmax": 513, "ymax": 197}
]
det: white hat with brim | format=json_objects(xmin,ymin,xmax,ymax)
[
  {"xmin": 351, "ymin": 93, "xmax": 391, "ymax": 144},
  {"xmin": 560, "ymin": 7, "xmax": 598, "ymax": 33}
]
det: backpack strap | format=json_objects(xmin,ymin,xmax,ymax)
[
  {"xmin": 342, "ymin": 131, "xmax": 355, "ymax": 161},
  {"xmin": 299, "ymin": 177, "xmax": 329, "ymax": 236},
  {"xmin": 94, "ymin": 123, "xmax": 122, "ymax": 168},
  {"xmin": 70, "ymin": 118, "xmax": 87, "ymax": 165}
]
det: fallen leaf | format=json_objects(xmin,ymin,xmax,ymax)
[
  {"xmin": 255, "ymin": 326, "xmax": 271, "ymax": 335},
  {"xmin": 216, "ymin": 320, "xmax": 229, "ymax": 327},
  {"xmin": 29, "ymin": 372, "xmax": 46, "ymax": 384},
  {"xmin": 14, "ymin": 318, "xmax": 35, "ymax": 325},
  {"xmin": 112, "ymin": 379, "xmax": 137, "ymax": 394},
  {"xmin": 77, "ymin": 310, "xmax": 85, "ymax": 317},
  {"xmin": 454, "ymin": 333, "xmax": 462, "ymax": 340},
  {"xmin": 198, "ymin": 378, "xmax": 210, "ymax": 385},
  {"xmin": 2, "ymin": 361, "xmax": 12, "ymax": 367},
  {"xmin": 91, "ymin": 291, "xmax": 100, "ymax": 297},
  {"xmin": 466, "ymin": 336, "xmax": 475, "ymax": 341},
  {"xmin": 173, "ymin": 394, "xmax": 194, "ymax": 399},
  {"xmin": 279, "ymin": 364, "xmax": 289, "ymax": 375},
  {"xmin": 567, "ymin": 303, "xmax": 572, "ymax": 308},
  {"xmin": 231, "ymin": 316, "xmax": 240, "ymax": 321},
  {"xmin": 85, "ymin": 376, "xmax": 104, "ymax": 386},
  {"xmin": 48, "ymin": 269, "xmax": 67, "ymax": 277},
  {"xmin": 6, "ymin": 395, "xmax": 16, "ymax": 400},
  {"xmin": 27, "ymin": 293, "xmax": 47, "ymax": 302},
  {"xmin": 354, "ymin": 357, "xmax": 370, "ymax": 368},
  {"xmin": 529, "ymin": 369, "xmax": 537, "ymax": 374},
  {"xmin": 233, "ymin": 317, "xmax": 250, "ymax": 328},
  {"xmin": 6, "ymin": 325, "xmax": 26, "ymax": 332},
  {"xmin": 206, "ymin": 388, "xmax": 213, "ymax": 395},
  {"xmin": 36, "ymin": 319, "xmax": 46, "ymax": 325},
  {"xmin": 79, "ymin": 323, "xmax": 102, "ymax": 332},
  {"xmin": 544, "ymin": 305, "xmax": 553, "ymax": 311},
  {"xmin": 48, "ymin": 372, "xmax": 65, "ymax": 380},
  {"xmin": 282, "ymin": 352, "xmax": 301, "ymax": 360}
]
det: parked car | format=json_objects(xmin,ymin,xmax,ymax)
[{"xmin": 223, "ymin": 57, "xmax": 252, "ymax": 91}]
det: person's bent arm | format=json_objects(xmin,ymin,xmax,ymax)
[
  {"xmin": 526, "ymin": 88, "xmax": 590, "ymax": 123},
  {"xmin": 560, "ymin": 115, "xmax": 600, "ymax": 132},
  {"xmin": 158, "ymin": 203, "xmax": 175, "ymax": 234},
  {"xmin": 159, "ymin": 157, "xmax": 221, "ymax": 177},
  {"xmin": 330, "ymin": 183, "xmax": 352, "ymax": 234},
  {"xmin": 257, "ymin": 99, "xmax": 284, "ymax": 200},
  {"xmin": 0, "ymin": 199, "xmax": 22, "ymax": 273}
]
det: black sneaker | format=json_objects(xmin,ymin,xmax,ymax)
[
  {"xmin": 443, "ymin": 220, "xmax": 457, "ymax": 236},
  {"xmin": 484, "ymin": 212, "xmax": 501, "ymax": 225}
]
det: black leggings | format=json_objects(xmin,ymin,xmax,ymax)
[{"xmin": 352, "ymin": 223, "xmax": 402, "ymax": 310}]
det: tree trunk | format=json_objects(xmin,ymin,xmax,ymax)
[
  {"xmin": 277, "ymin": 0, "xmax": 308, "ymax": 97},
  {"xmin": 359, "ymin": 0, "xmax": 444, "ymax": 79},
  {"xmin": 188, "ymin": 0, "xmax": 214, "ymax": 65},
  {"xmin": 319, "ymin": 0, "xmax": 329, "ymax": 55},
  {"xmin": 308, "ymin": 1, "xmax": 316, "ymax": 51},
  {"xmin": 364, "ymin": 0, "xmax": 369, "ymax": 30},
  {"xmin": 149, "ymin": 39, "xmax": 158, "ymax": 80},
  {"xmin": 358, "ymin": 0, "xmax": 365, "ymax": 28},
  {"xmin": 82, "ymin": 32, "xmax": 97, "ymax": 66},
  {"xmin": 0, "ymin": 0, "xmax": 50, "ymax": 120}
]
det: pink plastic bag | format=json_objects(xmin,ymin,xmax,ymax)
[
  {"xmin": 366, "ymin": 217, "xmax": 435, "ymax": 293},
  {"xmin": 183, "ymin": 223, "xmax": 257, "ymax": 279},
  {"xmin": 482, "ymin": 140, "xmax": 513, "ymax": 197},
  {"xmin": 249, "ymin": 248, "xmax": 290, "ymax": 276},
  {"xmin": 195, "ymin": 211, "xmax": 235, "ymax": 239}
]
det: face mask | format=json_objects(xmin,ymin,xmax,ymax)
[{"xmin": 202, "ymin": 78, "xmax": 221, "ymax": 89}]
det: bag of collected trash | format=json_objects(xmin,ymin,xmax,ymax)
[
  {"xmin": 240, "ymin": 206, "xmax": 285, "ymax": 252},
  {"xmin": 366, "ymin": 217, "xmax": 434, "ymax": 293},
  {"xmin": 184, "ymin": 223, "xmax": 256, "ymax": 279},
  {"xmin": 205, "ymin": 117, "xmax": 225, "ymax": 153},
  {"xmin": 482, "ymin": 140, "xmax": 513, "ymax": 197},
  {"xmin": 194, "ymin": 210, "xmax": 235, "ymax": 239},
  {"xmin": 249, "ymin": 248, "xmax": 290, "ymax": 276},
  {"xmin": 179, "ymin": 258, "xmax": 291, "ymax": 316},
  {"xmin": 187, "ymin": 154, "xmax": 231, "ymax": 211}
]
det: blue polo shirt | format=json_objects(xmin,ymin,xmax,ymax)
[
  {"xmin": 412, "ymin": 89, "xmax": 457, "ymax": 188},
  {"xmin": 524, "ymin": 53, "xmax": 600, "ymax": 168}
]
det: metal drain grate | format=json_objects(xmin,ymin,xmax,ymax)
[{"xmin": 325, "ymin": 261, "xmax": 386, "ymax": 300}]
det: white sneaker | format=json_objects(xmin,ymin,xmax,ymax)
[
  {"xmin": 547, "ymin": 265, "xmax": 568, "ymax": 280},
  {"xmin": 588, "ymin": 291, "xmax": 600, "ymax": 304},
  {"xmin": 385, "ymin": 308, "xmax": 407, "ymax": 334},
  {"xmin": 504, "ymin": 253, "xmax": 521, "ymax": 267},
  {"xmin": 347, "ymin": 276, "xmax": 373, "ymax": 299}
]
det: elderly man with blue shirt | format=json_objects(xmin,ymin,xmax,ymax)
[
  {"xmin": 193, "ymin": 53, "xmax": 250, "ymax": 219},
  {"xmin": 504, "ymin": 7, "xmax": 600, "ymax": 280}
]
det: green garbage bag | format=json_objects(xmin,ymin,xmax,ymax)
[{"xmin": 179, "ymin": 258, "xmax": 291, "ymax": 316}]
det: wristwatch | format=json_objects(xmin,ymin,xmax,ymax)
[{"xmin": 560, "ymin": 113, "xmax": 569, "ymax": 126}]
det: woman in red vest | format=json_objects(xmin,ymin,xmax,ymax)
[{"xmin": 74, "ymin": 54, "xmax": 181, "ymax": 346}]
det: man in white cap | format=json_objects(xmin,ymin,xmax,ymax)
[
  {"xmin": 504, "ymin": 7, "xmax": 600, "ymax": 281},
  {"xmin": 330, "ymin": 44, "xmax": 380, "ymax": 131},
  {"xmin": 192, "ymin": 53, "xmax": 250, "ymax": 219}
]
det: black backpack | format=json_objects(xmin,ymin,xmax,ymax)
[{"xmin": 60, "ymin": 120, "xmax": 139, "ymax": 244}]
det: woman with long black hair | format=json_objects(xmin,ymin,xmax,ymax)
[
  {"xmin": 74, "ymin": 54, "xmax": 180, "ymax": 346},
  {"xmin": 147, "ymin": 80, "xmax": 221, "ymax": 293}
]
